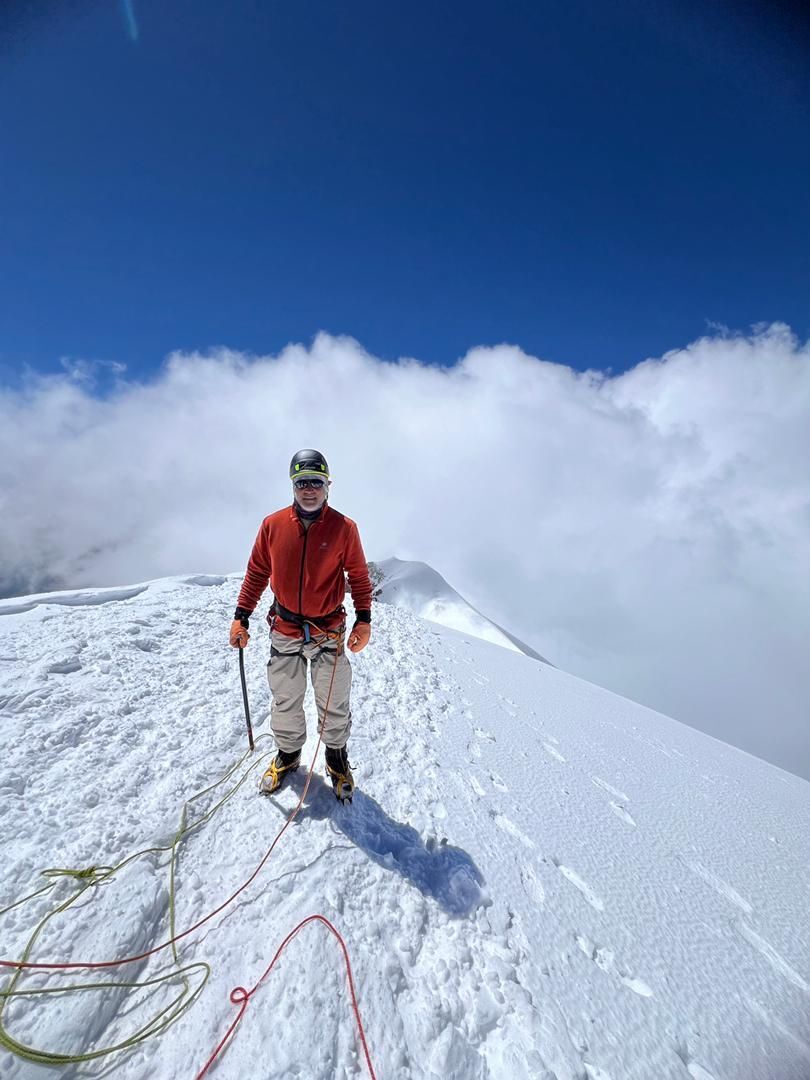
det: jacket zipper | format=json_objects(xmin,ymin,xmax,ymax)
[{"xmin": 297, "ymin": 525, "xmax": 310, "ymax": 616}]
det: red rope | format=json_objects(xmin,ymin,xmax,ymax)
[
  {"xmin": 0, "ymin": 744, "xmax": 314, "ymax": 973},
  {"xmin": 0, "ymin": 630, "xmax": 337, "ymax": 975},
  {"xmin": 1, "ymin": 629, "xmax": 378, "ymax": 1078},
  {"xmin": 195, "ymin": 915, "xmax": 377, "ymax": 1080}
]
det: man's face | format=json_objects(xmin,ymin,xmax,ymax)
[{"xmin": 293, "ymin": 477, "xmax": 329, "ymax": 512}]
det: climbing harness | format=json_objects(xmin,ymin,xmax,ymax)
[{"xmin": 268, "ymin": 599, "xmax": 346, "ymax": 646}]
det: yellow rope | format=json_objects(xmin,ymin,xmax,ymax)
[{"xmin": 0, "ymin": 735, "xmax": 274, "ymax": 1067}]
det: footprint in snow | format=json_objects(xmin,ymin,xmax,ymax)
[
  {"xmin": 576, "ymin": 934, "xmax": 615, "ymax": 972},
  {"xmin": 685, "ymin": 1066, "xmax": 716, "ymax": 1080},
  {"xmin": 520, "ymin": 864, "xmax": 545, "ymax": 906},
  {"xmin": 591, "ymin": 776, "xmax": 629, "ymax": 802},
  {"xmin": 619, "ymin": 972, "xmax": 654, "ymax": 997},
  {"xmin": 608, "ymin": 801, "xmax": 636, "ymax": 827},
  {"xmin": 684, "ymin": 859, "xmax": 752, "ymax": 915},
  {"xmin": 469, "ymin": 774, "xmax": 486, "ymax": 797},
  {"xmin": 675, "ymin": 1046, "xmax": 717, "ymax": 1080},
  {"xmin": 543, "ymin": 742, "xmax": 566, "ymax": 763},
  {"xmin": 576, "ymin": 934, "xmax": 654, "ymax": 997},
  {"xmin": 742, "ymin": 995, "xmax": 810, "ymax": 1063},
  {"xmin": 550, "ymin": 857, "xmax": 604, "ymax": 911},
  {"xmin": 467, "ymin": 728, "xmax": 496, "ymax": 761},
  {"xmin": 490, "ymin": 810, "xmax": 535, "ymax": 849},
  {"xmin": 734, "ymin": 918, "xmax": 810, "ymax": 993},
  {"xmin": 489, "ymin": 772, "xmax": 508, "ymax": 792},
  {"xmin": 584, "ymin": 1064, "xmax": 613, "ymax": 1080}
]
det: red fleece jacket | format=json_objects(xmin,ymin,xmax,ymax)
[{"xmin": 236, "ymin": 505, "xmax": 372, "ymax": 636}]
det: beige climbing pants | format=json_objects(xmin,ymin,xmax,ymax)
[{"xmin": 266, "ymin": 629, "xmax": 352, "ymax": 753}]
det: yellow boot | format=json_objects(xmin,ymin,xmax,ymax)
[
  {"xmin": 325, "ymin": 745, "xmax": 355, "ymax": 803},
  {"xmin": 259, "ymin": 749, "xmax": 301, "ymax": 795}
]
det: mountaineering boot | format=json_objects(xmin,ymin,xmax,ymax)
[
  {"xmin": 325, "ymin": 745, "xmax": 355, "ymax": 803},
  {"xmin": 259, "ymin": 748, "xmax": 301, "ymax": 795}
]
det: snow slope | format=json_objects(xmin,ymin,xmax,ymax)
[
  {"xmin": 372, "ymin": 557, "xmax": 550, "ymax": 663},
  {"xmin": 1, "ymin": 574, "xmax": 809, "ymax": 1079}
]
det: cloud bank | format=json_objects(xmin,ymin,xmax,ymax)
[{"xmin": 1, "ymin": 325, "xmax": 808, "ymax": 779}]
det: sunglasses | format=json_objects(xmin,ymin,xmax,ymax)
[{"xmin": 294, "ymin": 478, "xmax": 326, "ymax": 490}]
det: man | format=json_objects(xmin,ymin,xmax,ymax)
[{"xmin": 229, "ymin": 450, "xmax": 372, "ymax": 802}]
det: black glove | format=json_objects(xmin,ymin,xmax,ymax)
[{"xmin": 234, "ymin": 606, "xmax": 251, "ymax": 628}]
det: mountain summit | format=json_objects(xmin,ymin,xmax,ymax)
[
  {"xmin": 371, "ymin": 556, "xmax": 551, "ymax": 663},
  {"xmin": 1, "ymin": 573, "xmax": 808, "ymax": 1078}
]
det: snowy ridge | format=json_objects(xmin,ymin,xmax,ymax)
[
  {"xmin": 1, "ymin": 575, "xmax": 809, "ymax": 1079},
  {"xmin": 372, "ymin": 557, "xmax": 550, "ymax": 663}
]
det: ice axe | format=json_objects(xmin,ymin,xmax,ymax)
[{"xmin": 238, "ymin": 644, "xmax": 255, "ymax": 751}]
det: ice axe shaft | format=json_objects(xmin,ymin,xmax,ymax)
[{"xmin": 238, "ymin": 645, "xmax": 254, "ymax": 751}]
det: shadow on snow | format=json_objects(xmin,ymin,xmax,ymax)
[{"xmin": 268, "ymin": 772, "xmax": 484, "ymax": 918}]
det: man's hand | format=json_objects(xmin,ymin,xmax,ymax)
[
  {"xmin": 230, "ymin": 608, "xmax": 251, "ymax": 648},
  {"xmin": 347, "ymin": 621, "xmax": 371, "ymax": 653}
]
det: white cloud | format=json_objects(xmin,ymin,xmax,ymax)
[
  {"xmin": 1, "ymin": 325, "xmax": 808, "ymax": 779},
  {"xmin": 58, "ymin": 356, "xmax": 128, "ymax": 385}
]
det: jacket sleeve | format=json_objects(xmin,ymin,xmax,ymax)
[
  {"xmin": 344, "ymin": 521, "xmax": 373, "ymax": 615},
  {"xmin": 236, "ymin": 520, "xmax": 272, "ymax": 614}
]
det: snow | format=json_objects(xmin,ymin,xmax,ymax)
[
  {"xmin": 1, "ymin": 571, "xmax": 809, "ymax": 1079},
  {"xmin": 372, "ymin": 557, "xmax": 550, "ymax": 663}
]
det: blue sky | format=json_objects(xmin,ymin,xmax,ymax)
[{"xmin": 1, "ymin": 0, "xmax": 808, "ymax": 382}]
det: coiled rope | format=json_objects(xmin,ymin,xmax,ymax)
[{"xmin": 0, "ymin": 625, "xmax": 378, "ymax": 1077}]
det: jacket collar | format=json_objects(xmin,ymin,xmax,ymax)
[{"xmin": 289, "ymin": 502, "xmax": 328, "ymax": 525}]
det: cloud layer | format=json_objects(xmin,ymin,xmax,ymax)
[{"xmin": 2, "ymin": 325, "xmax": 808, "ymax": 778}]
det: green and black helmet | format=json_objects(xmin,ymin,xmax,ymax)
[{"xmin": 289, "ymin": 449, "xmax": 330, "ymax": 480}]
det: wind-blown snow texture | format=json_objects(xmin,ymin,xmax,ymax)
[
  {"xmin": 372, "ymin": 558, "xmax": 550, "ymax": 664},
  {"xmin": 1, "ymin": 572, "xmax": 809, "ymax": 1079}
]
